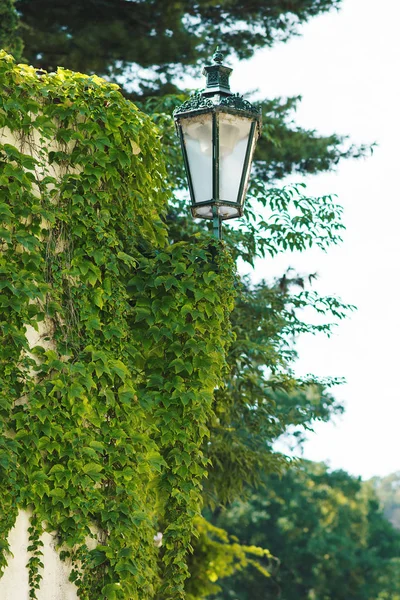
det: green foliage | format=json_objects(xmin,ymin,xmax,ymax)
[
  {"xmin": 0, "ymin": 0, "xmax": 22, "ymax": 59},
  {"xmin": 0, "ymin": 51, "xmax": 236, "ymax": 599},
  {"xmin": 132, "ymin": 242, "xmax": 236, "ymax": 600},
  {"xmin": 210, "ymin": 462, "xmax": 400, "ymax": 600},
  {"xmin": 14, "ymin": 0, "xmax": 342, "ymax": 92},
  {"xmin": 376, "ymin": 557, "xmax": 400, "ymax": 600},
  {"xmin": 205, "ymin": 382, "xmax": 344, "ymax": 506},
  {"xmin": 186, "ymin": 517, "xmax": 273, "ymax": 600}
]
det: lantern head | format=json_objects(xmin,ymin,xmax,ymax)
[{"xmin": 173, "ymin": 49, "xmax": 262, "ymax": 228}]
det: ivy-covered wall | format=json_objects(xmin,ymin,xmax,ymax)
[{"xmin": 0, "ymin": 51, "xmax": 236, "ymax": 599}]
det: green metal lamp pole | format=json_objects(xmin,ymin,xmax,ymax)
[
  {"xmin": 173, "ymin": 49, "xmax": 262, "ymax": 239},
  {"xmin": 212, "ymin": 205, "xmax": 221, "ymax": 239}
]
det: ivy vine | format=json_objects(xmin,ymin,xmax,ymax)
[{"xmin": 0, "ymin": 51, "xmax": 236, "ymax": 599}]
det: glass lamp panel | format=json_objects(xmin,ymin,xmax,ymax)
[
  {"xmin": 237, "ymin": 125, "xmax": 258, "ymax": 208},
  {"xmin": 218, "ymin": 113, "xmax": 252, "ymax": 216},
  {"xmin": 181, "ymin": 113, "xmax": 213, "ymax": 206}
]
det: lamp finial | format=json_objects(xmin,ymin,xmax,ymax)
[
  {"xmin": 212, "ymin": 47, "xmax": 224, "ymax": 65},
  {"xmin": 202, "ymin": 47, "xmax": 232, "ymax": 96}
]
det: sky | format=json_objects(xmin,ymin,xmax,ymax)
[{"xmin": 230, "ymin": 0, "xmax": 400, "ymax": 480}]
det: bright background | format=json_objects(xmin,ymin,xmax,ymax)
[{"xmin": 230, "ymin": 0, "xmax": 400, "ymax": 480}]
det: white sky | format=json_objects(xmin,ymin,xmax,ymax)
[{"xmin": 230, "ymin": 0, "xmax": 400, "ymax": 480}]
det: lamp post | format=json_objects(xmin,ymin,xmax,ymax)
[{"xmin": 173, "ymin": 49, "xmax": 262, "ymax": 239}]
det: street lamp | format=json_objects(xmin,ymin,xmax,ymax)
[{"xmin": 173, "ymin": 49, "xmax": 262, "ymax": 239}]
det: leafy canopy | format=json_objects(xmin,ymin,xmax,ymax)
[
  {"xmin": 11, "ymin": 0, "xmax": 342, "ymax": 92},
  {"xmin": 210, "ymin": 463, "xmax": 400, "ymax": 600},
  {"xmin": 1, "ymin": 0, "xmax": 369, "ymax": 181}
]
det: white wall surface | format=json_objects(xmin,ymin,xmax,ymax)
[{"xmin": 0, "ymin": 510, "xmax": 79, "ymax": 600}]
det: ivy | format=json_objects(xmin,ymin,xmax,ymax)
[
  {"xmin": 130, "ymin": 243, "xmax": 235, "ymax": 599},
  {"xmin": 0, "ymin": 51, "xmax": 237, "ymax": 599}
]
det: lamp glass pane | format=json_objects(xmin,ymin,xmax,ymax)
[
  {"xmin": 219, "ymin": 113, "xmax": 252, "ymax": 217},
  {"xmin": 238, "ymin": 130, "xmax": 258, "ymax": 206},
  {"xmin": 181, "ymin": 113, "xmax": 213, "ymax": 205}
]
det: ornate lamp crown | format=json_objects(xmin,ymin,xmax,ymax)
[
  {"xmin": 173, "ymin": 49, "xmax": 262, "ymax": 121},
  {"xmin": 202, "ymin": 47, "xmax": 233, "ymax": 96}
]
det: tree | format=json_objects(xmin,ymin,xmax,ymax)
[
  {"xmin": 12, "ymin": 0, "xmax": 342, "ymax": 91},
  {"xmin": 2, "ymin": 1, "xmax": 369, "ymax": 179},
  {"xmin": 208, "ymin": 462, "xmax": 400, "ymax": 600},
  {"xmin": 0, "ymin": 0, "xmax": 22, "ymax": 58}
]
